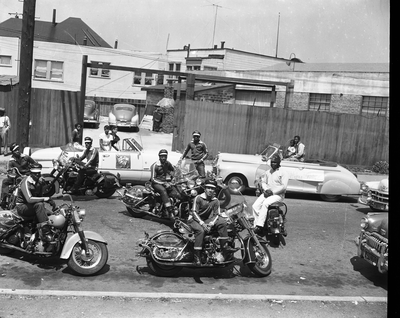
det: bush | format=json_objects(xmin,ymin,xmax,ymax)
[{"xmin": 372, "ymin": 161, "xmax": 389, "ymax": 174}]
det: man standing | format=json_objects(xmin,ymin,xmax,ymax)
[
  {"xmin": 70, "ymin": 123, "xmax": 83, "ymax": 145},
  {"xmin": 0, "ymin": 108, "xmax": 10, "ymax": 155},
  {"xmin": 15, "ymin": 163, "xmax": 56, "ymax": 242},
  {"xmin": 1, "ymin": 142, "xmax": 37, "ymax": 209},
  {"xmin": 293, "ymin": 135, "xmax": 305, "ymax": 162},
  {"xmin": 252, "ymin": 155, "xmax": 289, "ymax": 236},
  {"xmin": 188, "ymin": 179, "xmax": 237, "ymax": 265},
  {"xmin": 150, "ymin": 149, "xmax": 181, "ymax": 220},
  {"xmin": 180, "ymin": 130, "xmax": 208, "ymax": 178},
  {"xmin": 68, "ymin": 137, "xmax": 99, "ymax": 194}
]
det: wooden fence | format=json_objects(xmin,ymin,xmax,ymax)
[
  {"xmin": 0, "ymin": 86, "xmax": 82, "ymax": 148},
  {"xmin": 173, "ymin": 100, "xmax": 389, "ymax": 166}
]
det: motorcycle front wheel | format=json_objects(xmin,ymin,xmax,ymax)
[
  {"xmin": 146, "ymin": 257, "xmax": 183, "ymax": 277},
  {"xmin": 67, "ymin": 239, "xmax": 108, "ymax": 276},
  {"xmin": 247, "ymin": 240, "xmax": 272, "ymax": 277}
]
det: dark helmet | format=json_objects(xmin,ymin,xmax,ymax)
[
  {"xmin": 204, "ymin": 179, "xmax": 217, "ymax": 188},
  {"xmin": 10, "ymin": 142, "xmax": 20, "ymax": 153},
  {"xmin": 192, "ymin": 130, "xmax": 201, "ymax": 137},
  {"xmin": 158, "ymin": 149, "xmax": 168, "ymax": 156},
  {"xmin": 84, "ymin": 136, "xmax": 93, "ymax": 143},
  {"xmin": 30, "ymin": 163, "xmax": 42, "ymax": 173}
]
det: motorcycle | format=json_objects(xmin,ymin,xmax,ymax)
[
  {"xmin": 137, "ymin": 190, "xmax": 272, "ymax": 277},
  {"xmin": 254, "ymin": 162, "xmax": 288, "ymax": 246},
  {"xmin": 42, "ymin": 149, "xmax": 120, "ymax": 198},
  {"xmin": 0, "ymin": 194, "xmax": 108, "ymax": 276},
  {"xmin": 1, "ymin": 167, "xmax": 24, "ymax": 210},
  {"xmin": 117, "ymin": 160, "xmax": 203, "ymax": 220}
]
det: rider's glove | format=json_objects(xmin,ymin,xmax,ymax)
[
  {"xmin": 263, "ymin": 189, "xmax": 274, "ymax": 198},
  {"xmin": 49, "ymin": 199, "xmax": 57, "ymax": 211}
]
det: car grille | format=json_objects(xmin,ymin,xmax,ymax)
[
  {"xmin": 370, "ymin": 189, "xmax": 389, "ymax": 205},
  {"xmin": 363, "ymin": 231, "xmax": 388, "ymax": 254}
]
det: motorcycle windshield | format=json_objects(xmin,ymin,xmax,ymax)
[
  {"xmin": 255, "ymin": 164, "xmax": 270, "ymax": 188},
  {"xmin": 220, "ymin": 189, "xmax": 251, "ymax": 220},
  {"xmin": 175, "ymin": 159, "xmax": 199, "ymax": 182}
]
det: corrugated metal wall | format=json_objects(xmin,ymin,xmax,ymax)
[{"xmin": 173, "ymin": 100, "xmax": 389, "ymax": 166}]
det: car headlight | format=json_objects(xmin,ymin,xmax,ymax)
[
  {"xmin": 360, "ymin": 183, "xmax": 369, "ymax": 192},
  {"xmin": 360, "ymin": 217, "xmax": 369, "ymax": 229}
]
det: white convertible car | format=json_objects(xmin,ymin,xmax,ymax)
[
  {"xmin": 30, "ymin": 137, "xmax": 181, "ymax": 185},
  {"xmin": 213, "ymin": 144, "xmax": 361, "ymax": 201}
]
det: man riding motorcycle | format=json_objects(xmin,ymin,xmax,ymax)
[
  {"xmin": 68, "ymin": 136, "xmax": 99, "ymax": 194},
  {"xmin": 15, "ymin": 163, "xmax": 56, "ymax": 242},
  {"xmin": 150, "ymin": 149, "xmax": 182, "ymax": 221},
  {"xmin": 1, "ymin": 142, "xmax": 38, "ymax": 209},
  {"xmin": 188, "ymin": 179, "xmax": 238, "ymax": 265},
  {"xmin": 252, "ymin": 155, "xmax": 289, "ymax": 236}
]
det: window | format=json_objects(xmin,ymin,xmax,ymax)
[
  {"xmin": 133, "ymin": 71, "xmax": 142, "ymax": 85},
  {"xmin": 133, "ymin": 71, "xmax": 156, "ymax": 86},
  {"xmin": 90, "ymin": 61, "xmax": 110, "ymax": 78},
  {"xmin": 34, "ymin": 59, "xmax": 63, "ymax": 81},
  {"xmin": 361, "ymin": 96, "xmax": 388, "ymax": 116},
  {"xmin": 187, "ymin": 65, "xmax": 201, "ymax": 71},
  {"xmin": 203, "ymin": 66, "xmax": 217, "ymax": 71},
  {"xmin": 309, "ymin": 93, "xmax": 331, "ymax": 111},
  {"xmin": 0, "ymin": 55, "xmax": 12, "ymax": 66},
  {"xmin": 168, "ymin": 62, "xmax": 181, "ymax": 81}
]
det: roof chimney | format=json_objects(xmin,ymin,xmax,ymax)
[
  {"xmin": 114, "ymin": 40, "xmax": 118, "ymax": 49},
  {"xmin": 52, "ymin": 9, "xmax": 56, "ymax": 25},
  {"xmin": 83, "ymin": 36, "xmax": 87, "ymax": 46},
  {"xmin": 221, "ymin": 41, "xmax": 225, "ymax": 49}
]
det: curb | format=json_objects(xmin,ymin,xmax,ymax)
[{"xmin": 0, "ymin": 289, "xmax": 387, "ymax": 303}]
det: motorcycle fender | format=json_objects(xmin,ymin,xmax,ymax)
[
  {"xmin": 242, "ymin": 236, "xmax": 268, "ymax": 265},
  {"xmin": 59, "ymin": 230, "xmax": 107, "ymax": 260}
]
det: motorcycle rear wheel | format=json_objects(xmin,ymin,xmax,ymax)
[
  {"xmin": 67, "ymin": 239, "xmax": 108, "ymax": 276},
  {"xmin": 247, "ymin": 240, "xmax": 272, "ymax": 277},
  {"xmin": 95, "ymin": 176, "xmax": 116, "ymax": 198},
  {"xmin": 125, "ymin": 186, "xmax": 154, "ymax": 218},
  {"xmin": 146, "ymin": 257, "xmax": 183, "ymax": 277}
]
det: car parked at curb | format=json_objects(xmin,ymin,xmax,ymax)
[
  {"xmin": 212, "ymin": 143, "xmax": 360, "ymax": 201},
  {"xmin": 108, "ymin": 103, "xmax": 139, "ymax": 132},
  {"xmin": 355, "ymin": 212, "xmax": 388, "ymax": 274},
  {"xmin": 30, "ymin": 137, "xmax": 181, "ymax": 185},
  {"xmin": 84, "ymin": 100, "xmax": 100, "ymax": 128},
  {"xmin": 359, "ymin": 178, "xmax": 389, "ymax": 212}
]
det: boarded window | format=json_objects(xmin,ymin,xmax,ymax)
[
  {"xmin": 309, "ymin": 93, "xmax": 331, "ymax": 112},
  {"xmin": 34, "ymin": 59, "xmax": 64, "ymax": 81},
  {"xmin": 361, "ymin": 96, "xmax": 388, "ymax": 116}
]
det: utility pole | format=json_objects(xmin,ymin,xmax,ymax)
[
  {"xmin": 212, "ymin": 4, "xmax": 222, "ymax": 48},
  {"xmin": 17, "ymin": 0, "xmax": 36, "ymax": 150},
  {"xmin": 275, "ymin": 12, "xmax": 280, "ymax": 58}
]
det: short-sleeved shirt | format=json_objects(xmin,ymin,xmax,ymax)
[{"xmin": 182, "ymin": 140, "xmax": 208, "ymax": 161}]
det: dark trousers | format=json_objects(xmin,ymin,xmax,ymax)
[
  {"xmin": 152, "ymin": 183, "xmax": 182, "ymax": 206},
  {"xmin": 194, "ymin": 161, "xmax": 206, "ymax": 178},
  {"xmin": 189, "ymin": 217, "xmax": 229, "ymax": 250},
  {"xmin": 16, "ymin": 202, "xmax": 50, "ymax": 223},
  {"xmin": 73, "ymin": 166, "xmax": 97, "ymax": 189},
  {"xmin": 1, "ymin": 177, "xmax": 13, "ymax": 199}
]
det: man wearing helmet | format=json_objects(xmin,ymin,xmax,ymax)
[
  {"xmin": 1, "ymin": 142, "xmax": 38, "ymax": 209},
  {"xmin": 180, "ymin": 130, "xmax": 208, "ymax": 178},
  {"xmin": 15, "ymin": 163, "xmax": 56, "ymax": 242},
  {"xmin": 252, "ymin": 155, "xmax": 289, "ymax": 236},
  {"xmin": 188, "ymin": 179, "xmax": 238, "ymax": 265},
  {"xmin": 150, "ymin": 149, "xmax": 181, "ymax": 220},
  {"xmin": 68, "ymin": 136, "xmax": 99, "ymax": 194}
]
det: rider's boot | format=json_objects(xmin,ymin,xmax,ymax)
[
  {"xmin": 221, "ymin": 243, "xmax": 239, "ymax": 261},
  {"xmin": 37, "ymin": 221, "xmax": 52, "ymax": 243},
  {"xmin": 193, "ymin": 249, "xmax": 201, "ymax": 265}
]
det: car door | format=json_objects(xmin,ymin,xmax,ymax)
[
  {"xmin": 98, "ymin": 150, "xmax": 144, "ymax": 183},
  {"xmin": 280, "ymin": 161, "xmax": 324, "ymax": 193}
]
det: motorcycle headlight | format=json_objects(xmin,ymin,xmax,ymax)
[
  {"xmin": 360, "ymin": 217, "xmax": 369, "ymax": 230},
  {"xmin": 190, "ymin": 189, "xmax": 198, "ymax": 197},
  {"xmin": 196, "ymin": 179, "xmax": 202, "ymax": 186},
  {"xmin": 78, "ymin": 209, "xmax": 86, "ymax": 220},
  {"xmin": 187, "ymin": 180, "xmax": 195, "ymax": 189}
]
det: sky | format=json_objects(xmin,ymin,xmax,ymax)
[{"xmin": 0, "ymin": 0, "xmax": 390, "ymax": 64}]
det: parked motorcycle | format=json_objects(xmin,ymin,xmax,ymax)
[
  {"xmin": 254, "ymin": 164, "xmax": 288, "ymax": 246},
  {"xmin": 42, "ymin": 149, "xmax": 120, "ymax": 198},
  {"xmin": 1, "ymin": 167, "xmax": 24, "ymax": 210},
  {"xmin": 117, "ymin": 160, "xmax": 203, "ymax": 220},
  {"xmin": 137, "ymin": 190, "xmax": 272, "ymax": 277},
  {"xmin": 0, "ymin": 194, "xmax": 108, "ymax": 276}
]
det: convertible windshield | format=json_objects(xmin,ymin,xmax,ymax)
[
  {"xmin": 126, "ymin": 138, "xmax": 143, "ymax": 152},
  {"xmin": 260, "ymin": 145, "xmax": 279, "ymax": 159}
]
